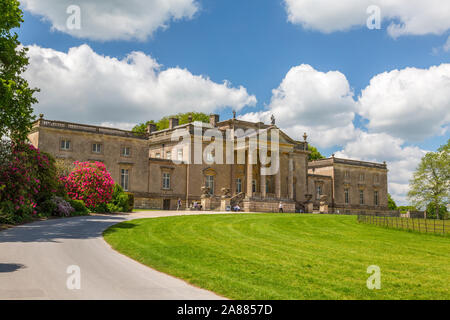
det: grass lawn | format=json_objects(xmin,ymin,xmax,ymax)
[{"xmin": 103, "ymin": 214, "xmax": 450, "ymax": 300}]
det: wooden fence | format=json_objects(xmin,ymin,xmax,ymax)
[{"xmin": 357, "ymin": 214, "xmax": 449, "ymax": 236}]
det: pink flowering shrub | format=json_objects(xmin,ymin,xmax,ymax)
[
  {"xmin": 62, "ymin": 161, "xmax": 114, "ymax": 210},
  {"xmin": 0, "ymin": 141, "xmax": 60, "ymax": 222}
]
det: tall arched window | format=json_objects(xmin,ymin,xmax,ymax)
[{"xmin": 206, "ymin": 175, "xmax": 214, "ymax": 195}]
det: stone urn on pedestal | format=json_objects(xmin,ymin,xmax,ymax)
[
  {"xmin": 201, "ymin": 186, "xmax": 212, "ymax": 210},
  {"xmin": 319, "ymin": 195, "xmax": 328, "ymax": 214},
  {"xmin": 304, "ymin": 194, "xmax": 313, "ymax": 213},
  {"xmin": 220, "ymin": 187, "xmax": 231, "ymax": 211}
]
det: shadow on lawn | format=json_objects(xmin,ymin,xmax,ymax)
[{"xmin": 103, "ymin": 221, "xmax": 139, "ymax": 236}]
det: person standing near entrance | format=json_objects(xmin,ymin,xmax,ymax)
[
  {"xmin": 177, "ymin": 198, "xmax": 182, "ymax": 210},
  {"xmin": 279, "ymin": 202, "xmax": 283, "ymax": 213}
]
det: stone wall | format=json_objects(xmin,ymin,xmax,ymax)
[{"xmin": 243, "ymin": 199, "xmax": 296, "ymax": 213}]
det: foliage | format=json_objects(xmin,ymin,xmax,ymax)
[
  {"xmin": 68, "ymin": 199, "xmax": 89, "ymax": 215},
  {"xmin": 91, "ymin": 202, "xmax": 109, "ymax": 213},
  {"xmin": 125, "ymin": 192, "xmax": 134, "ymax": 211},
  {"xmin": 132, "ymin": 112, "xmax": 210, "ymax": 134},
  {"xmin": 55, "ymin": 158, "xmax": 75, "ymax": 178},
  {"xmin": 0, "ymin": 142, "xmax": 60, "ymax": 221},
  {"xmin": 0, "ymin": 0, "xmax": 39, "ymax": 141},
  {"xmin": 62, "ymin": 161, "xmax": 114, "ymax": 210},
  {"xmin": 308, "ymin": 145, "xmax": 325, "ymax": 161},
  {"xmin": 52, "ymin": 196, "xmax": 74, "ymax": 217},
  {"xmin": 408, "ymin": 139, "xmax": 449, "ymax": 219},
  {"xmin": 398, "ymin": 205, "xmax": 418, "ymax": 213},
  {"xmin": 388, "ymin": 193, "xmax": 397, "ymax": 210},
  {"xmin": 426, "ymin": 202, "xmax": 449, "ymax": 220},
  {"xmin": 107, "ymin": 183, "xmax": 132, "ymax": 212},
  {"xmin": 38, "ymin": 199, "xmax": 57, "ymax": 216}
]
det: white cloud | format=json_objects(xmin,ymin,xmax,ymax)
[
  {"xmin": 335, "ymin": 132, "xmax": 427, "ymax": 205},
  {"xmin": 240, "ymin": 64, "xmax": 358, "ymax": 148},
  {"xmin": 21, "ymin": 0, "xmax": 199, "ymax": 41},
  {"xmin": 284, "ymin": 0, "xmax": 450, "ymax": 38},
  {"xmin": 24, "ymin": 44, "xmax": 257, "ymax": 127},
  {"xmin": 358, "ymin": 64, "xmax": 450, "ymax": 141}
]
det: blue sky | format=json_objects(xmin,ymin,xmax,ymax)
[{"xmin": 16, "ymin": 0, "xmax": 450, "ymax": 204}]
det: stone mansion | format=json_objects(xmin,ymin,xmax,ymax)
[{"xmin": 28, "ymin": 114, "xmax": 389, "ymax": 214}]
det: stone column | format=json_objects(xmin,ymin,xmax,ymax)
[
  {"xmin": 261, "ymin": 173, "xmax": 266, "ymax": 199},
  {"xmin": 275, "ymin": 164, "xmax": 281, "ymax": 199},
  {"xmin": 288, "ymin": 154, "xmax": 294, "ymax": 200},
  {"xmin": 246, "ymin": 151, "xmax": 253, "ymax": 198}
]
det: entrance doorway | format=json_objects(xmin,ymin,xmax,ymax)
[{"xmin": 163, "ymin": 199, "xmax": 171, "ymax": 210}]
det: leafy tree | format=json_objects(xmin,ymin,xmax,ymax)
[
  {"xmin": 132, "ymin": 112, "xmax": 210, "ymax": 134},
  {"xmin": 425, "ymin": 202, "xmax": 448, "ymax": 220},
  {"xmin": 408, "ymin": 139, "xmax": 449, "ymax": 219},
  {"xmin": 0, "ymin": 0, "xmax": 39, "ymax": 141},
  {"xmin": 388, "ymin": 193, "xmax": 397, "ymax": 210},
  {"xmin": 308, "ymin": 145, "xmax": 325, "ymax": 161},
  {"xmin": 397, "ymin": 205, "xmax": 417, "ymax": 213}
]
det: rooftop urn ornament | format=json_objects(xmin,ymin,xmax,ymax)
[
  {"xmin": 303, "ymin": 132, "xmax": 308, "ymax": 141},
  {"xmin": 270, "ymin": 114, "xmax": 275, "ymax": 125},
  {"xmin": 39, "ymin": 113, "xmax": 44, "ymax": 119},
  {"xmin": 232, "ymin": 110, "xmax": 236, "ymax": 119}
]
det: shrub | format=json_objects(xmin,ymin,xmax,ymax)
[
  {"xmin": 0, "ymin": 142, "xmax": 61, "ymax": 221},
  {"xmin": 68, "ymin": 199, "xmax": 89, "ymax": 215},
  {"xmin": 39, "ymin": 199, "xmax": 57, "ymax": 216},
  {"xmin": 108, "ymin": 183, "xmax": 133, "ymax": 212},
  {"xmin": 62, "ymin": 161, "xmax": 114, "ymax": 210},
  {"xmin": 91, "ymin": 202, "xmax": 109, "ymax": 213},
  {"xmin": 52, "ymin": 196, "xmax": 75, "ymax": 217},
  {"xmin": 125, "ymin": 192, "xmax": 134, "ymax": 212}
]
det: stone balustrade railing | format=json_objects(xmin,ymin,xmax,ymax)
[{"xmin": 33, "ymin": 119, "xmax": 148, "ymax": 140}]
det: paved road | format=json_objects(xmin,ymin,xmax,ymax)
[{"xmin": 0, "ymin": 211, "xmax": 226, "ymax": 300}]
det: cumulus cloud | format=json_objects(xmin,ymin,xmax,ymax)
[
  {"xmin": 335, "ymin": 132, "xmax": 427, "ymax": 205},
  {"xmin": 284, "ymin": 0, "xmax": 450, "ymax": 38},
  {"xmin": 24, "ymin": 44, "xmax": 257, "ymax": 128},
  {"xmin": 240, "ymin": 64, "xmax": 358, "ymax": 148},
  {"xmin": 21, "ymin": 0, "xmax": 199, "ymax": 41},
  {"xmin": 358, "ymin": 64, "xmax": 450, "ymax": 141}
]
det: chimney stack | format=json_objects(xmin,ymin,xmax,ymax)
[
  {"xmin": 209, "ymin": 114, "xmax": 219, "ymax": 127},
  {"xmin": 169, "ymin": 117, "xmax": 179, "ymax": 129},
  {"xmin": 147, "ymin": 123, "xmax": 157, "ymax": 134}
]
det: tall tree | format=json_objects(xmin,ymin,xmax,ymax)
[
  {"xmin": 0, "ymin": 0, "xmax": 38, "ymax": 141},
  {"xmin": 408, "ymin": 139, "xmax": 449, "ymax": 219},
  {"xmin": 387, "ymin": 193, "xmax": 397, "ymax": 210}
]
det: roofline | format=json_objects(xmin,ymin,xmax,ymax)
[{"xmin": 308, "ymin": 157, "xmax": 387, "ymax": 169}]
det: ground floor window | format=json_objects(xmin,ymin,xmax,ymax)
[
  {"xmin": 374, "ymin": 191, "xmax": 379, "ymax": 206},
  {"xmin": 120, "ymin": 169, "xmax": 129, "ymax": 191},
  {"xmin": 252, "ymin": 179, "xmax": 257, "ymax": 193},
  {"xmin": 316, "ymin": 186, "xmax": 322, "ymax": 200},
  {"xmin": 92, "ymin": 143, "xmax": 102, "ymax": 153},
  {"xmin": 236, "ymin": 178, "xmax": 242, "ymax": 193},
  {"xmin": 359, "ymin": 190, "xmax": 364, "ymax": 205},
  {"xmin": 344, "ymin": 188, "xmax": 349, "ymax": 204},
  {"xmin": 162, "ymin": 172, "xmax": 171, "ymax": 190},
  {"xmin": 60, "ymin": 139, "xmax": 70, "ymax": 150},
  {"xmin": 206, "ymin": 175, "xmax": 214, "ymax": 194}
]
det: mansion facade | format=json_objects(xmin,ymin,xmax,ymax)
[{"xmin": 28, "ymin": 114, "xmax": 389, "ymax": 214}]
